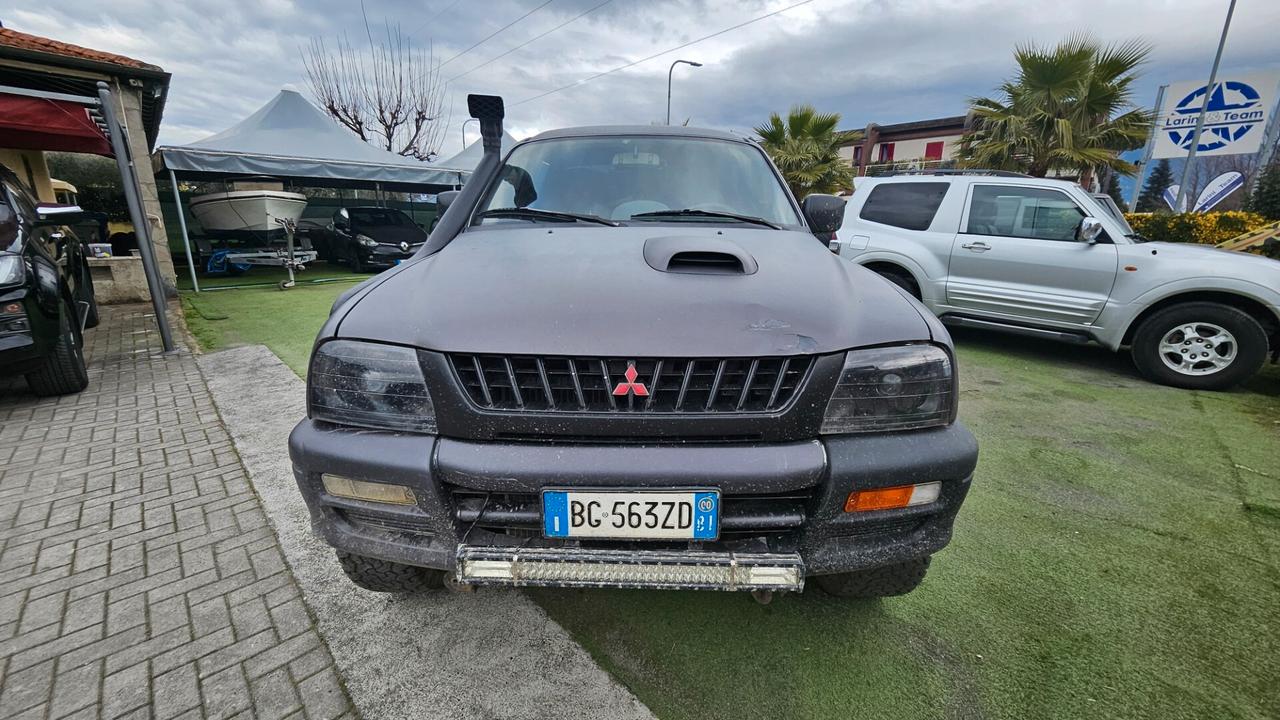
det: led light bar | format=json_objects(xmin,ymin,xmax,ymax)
[{"xmin": 456, "ymin": 547, "xmax": 804, "ymax": 592}]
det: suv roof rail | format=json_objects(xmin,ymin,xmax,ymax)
[{"xmin": 891, "ymin": 169, "xmax": 1032, "ymax": 178}]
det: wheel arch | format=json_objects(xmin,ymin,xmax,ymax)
[{"xmin": 1122, "ymin": 290, "xmax": 1280, "ymax": 346}]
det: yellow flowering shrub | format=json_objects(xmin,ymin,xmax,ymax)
[{"xmin": 1123, "ymin": 211, "xmax": 1269, "ymax": 246}]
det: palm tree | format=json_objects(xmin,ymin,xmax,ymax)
[
  {"xmin": 958, "ymin": 35, "xmax": 1152, "ymax": 180},
  {"xmin": 755, "ymin": 105, "xmax": 854, "ymax": 198}
]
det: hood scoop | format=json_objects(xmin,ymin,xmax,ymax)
[{"xmin": 643, "ymin": 235, "xmax": 758, "ymax": 276}]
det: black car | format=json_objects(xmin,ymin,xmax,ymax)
[
  {"xmin": 312, "ymin": 206, "xmax": 428, "ymax": 272},
  {"xmin": 288, "ymin": 97, "xmax": 977, "ymax": 599},
  {"xmin": 0, "ymin": 168, "xmax": 99, "ymax": 396}
]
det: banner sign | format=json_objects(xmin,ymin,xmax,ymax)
[
  {"xmin": 1163, "ymin": 185, "xmax": 1184, "ymax": 212},
  {"xmin": 1152, "ymin": 73, "xmax": 1280, "ymax": 159},
  {"xmin": 1194, "ymin": 171, "xmax": 1244, "ymax": 212}
]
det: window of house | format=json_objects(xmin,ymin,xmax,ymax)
[
  {"xmin": 924, "ymin": 141, "xmax": 944, "ymax": 161},
  {"xmin": 858, "ymin": 182, "xmax": 950, "ymax": 231},
  {"xmin": 966, "ymin": 185, "xmax": 1086, "ymax": 242},
  {"xmin": 878, "ymin": 143, "xmax": 895, "ymax": 163}
]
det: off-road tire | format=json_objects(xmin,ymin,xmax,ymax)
[
  {"xmin": 25, "ymin": 301, "xmax": 89, "ymax": 396},
  {"xmin": 872, "ymin": 267, "xmax": 921, "ymax": 300},
  {"xmin": 337, "ymin": 551, "xmax": 445, "ymax": 593},
  {"xmin": 815, "ymin": 557, "xmax": 931, "ymax": 599},
  {"xmin": 1131, "ymin": 302, "xmax": 1267, "ymax": 391}
]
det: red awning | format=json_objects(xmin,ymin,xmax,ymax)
[{"xmin": 0, "ymin": 93, "xmax": 111, "ymax": 156}]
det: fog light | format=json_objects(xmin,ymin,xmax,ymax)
[
  {"xmin": 1, "ymin": 302, "xmax": 22, "ymax": 315},
  {"xmin": 321, "ymin": 474, "xmax": 416, "ymax": 505},
  {"xmin": 845, "ymin": 481, "xmax": 941, "ymax": 512}
]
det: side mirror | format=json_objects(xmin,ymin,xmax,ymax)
[
  {"xmin": 801, "ymin": 194, "xmax": 846, "ymax": 236},
  {"xmin": 333, "ymin": 208, "xmax": 350, "ymax": 230},
  {"xmin": 1077, "ymin": 216, "xmax": 1104, "ymax": 244},
  {"xmin": 436, "ymin": 190, "xmax": 461, "ymax": 215}
]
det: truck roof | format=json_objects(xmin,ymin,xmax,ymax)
[{"xmin": 526, "ymin": 125, "xmax": 753, "ymax": 144}]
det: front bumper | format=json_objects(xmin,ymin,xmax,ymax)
[
  {"xmin": 288, "ymin": 421, "xmax": 977, "ymax": 590},
  {"xmin": 358, "ymin": 246, "xmax": 415, "ymax": 268}
]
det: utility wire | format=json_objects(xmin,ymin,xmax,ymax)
[
  {"xmin": 439, "ymin": 0, "xmax": 557, "ymax": 68},
  {"xmin": 512, "ymin": 0, "xmax": 820, "ymax": 107},
  {"xmin": 448, "ymin": 0, "xmax": 615, "ymax": 83},
  {"xmin": 405, "ymin": 0, "xmax": 466, "ymax": 41}
]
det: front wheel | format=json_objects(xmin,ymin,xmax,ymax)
[
  {"xmin": 815, "ymin": 557, "xmax": 931, "ymax": 599},
  {"xmin": 337, "ymin": 551, "xmax": 445, "ymax": 593},
  {"xmin": 25, "ymin": 300, "xmax": 89, "ymax": 396},
  {"xmin": 1130, "ymin": 302, "xmax": 1267, "ymax": 390}
]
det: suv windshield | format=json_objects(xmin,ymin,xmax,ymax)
[{"xmin": 474, "ymin": 135, "xmax": 801, "ymax": 228}]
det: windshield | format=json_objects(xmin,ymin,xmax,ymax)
[
  {"xmin": 350, "ymin": 209, "xmax": 412, "ymax": 227},
  {"xmin": 1090, "ymin": 193, "xmax": 1135, "ymax": 235},
  {"xmin": 474, "ymin": 136, "xmax": 801, "ymax": 227}
]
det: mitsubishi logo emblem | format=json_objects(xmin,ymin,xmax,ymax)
[
  {"xmin": 400, "ymin": 241, "xmax": 410, "ymax": 252},
  {"xmin": 612, "ymin": 362, "xmax": 649, "ymax": 397}
]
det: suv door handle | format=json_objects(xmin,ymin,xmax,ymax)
[{"xmin": 961, "ymin": 241, "xmax": 991, "ymax": 252}]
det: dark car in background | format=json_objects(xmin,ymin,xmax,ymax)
[
  {"xmin": 0, "ymin": 167, "xmax": 99, "ymax": 396},
  {"xmin": 310, "ymin": 206, "xmax": 428, "ymax": 272}
]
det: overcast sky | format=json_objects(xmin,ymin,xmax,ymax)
[{"xmin": 5, "ymin": 0, "xmax": 1279, "ymax": 157}]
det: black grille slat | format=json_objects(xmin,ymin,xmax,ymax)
[{"xmin": 451, "ymin": 355, "xmax": 812, "ymax": 414}]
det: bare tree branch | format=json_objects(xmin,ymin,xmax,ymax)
[{"xmin": 302, "ymin": 14, "xmax": 448, "ymax": 161}]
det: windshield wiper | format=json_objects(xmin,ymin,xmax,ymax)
[
  {"xmin": 475, "ymin": 207, "xmax": 620, "ymax": 227},
  {"xmin": 1126, "ymin": 232, "xmax": 1152, "ymax": 243},
  {"xmin": 630, "ymin": 209, "xmax": 780, "ymax": 229}
]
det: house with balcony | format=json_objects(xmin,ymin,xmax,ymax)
[{"xmin": 837, "ymin": 115, "xmax": 970, "ymax": 177}]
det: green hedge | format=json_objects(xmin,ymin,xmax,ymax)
[{"xmin": 1123, "ymin": 211, "xmax": 1268, "ymax": 246}]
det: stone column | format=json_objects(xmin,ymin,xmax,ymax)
[{"xmin": 114, "ymin": 80, "xmax": 177, "ymax": 292}]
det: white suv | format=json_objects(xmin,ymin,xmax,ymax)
[{"xmin": 832, "ymin": 172, "xmax": 1280, "ymax": 390}]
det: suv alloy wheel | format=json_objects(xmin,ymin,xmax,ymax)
[{"xmin": 1131, "ymin": 302, "xmax": 1268, "ymax": 390}]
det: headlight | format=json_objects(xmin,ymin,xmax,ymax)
[
  {"xmin": 0, "ymin": 254, "xmax": 24, "ymax": 287},
  {"xmin": 356, "ymin": 234, "xmax": 379, "ymax": 247},
  {"xmin": 820, "ymin": 344, "xmax": 955, "ymax": 434},
  {"xmin": 308, "ymin": 340, "xmax": 436, "ymax": 432}
]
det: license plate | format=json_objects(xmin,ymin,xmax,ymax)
[{"xmin": 542, "ymin": 490, "xmax": 719, "ymax": 540}]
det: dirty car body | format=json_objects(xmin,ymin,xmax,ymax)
[{"xmin": 288, "ymin": 96, "xmax": 978, "ymax": 597}]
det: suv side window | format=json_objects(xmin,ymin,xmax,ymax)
[
  {"xmin": 858, "ymin": 182, "xmax": 949, "ymax": 231},
  {"xmin": 967, "ymin": 185, "xmax": 1085, "ymax": 242}
]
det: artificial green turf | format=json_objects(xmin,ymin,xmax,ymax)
[
  {"xmin": 183, "ymin": 291, "xmax": 1280, "ymax": 720},
  {"xmin": 530, "ymin": 334, "xmax": 1280, "ymax": 720},
  {"xmin": 181, "ymin": 279, "xmax": 358, "ymax": 375}
]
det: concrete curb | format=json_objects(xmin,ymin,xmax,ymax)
[{"xmin": 195, "ymin": 344, "xmax": 655, "ymax": 720}]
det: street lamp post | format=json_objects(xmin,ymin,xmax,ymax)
[{"xmin": 666, "ymin": 59, "xmax": 703, "ymax": 125}]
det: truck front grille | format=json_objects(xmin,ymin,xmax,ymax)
[{"xmin": 449, "ymin": 355, "xmax": 813, "ymax": 414}]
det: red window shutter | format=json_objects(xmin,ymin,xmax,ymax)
[
  {"xmin": 925, "ymin": 141, "xmax": 944, "ymax": 160},
  {"xmin": 879, "ymin": 143, "xmax": 895, "ymax": 162}
]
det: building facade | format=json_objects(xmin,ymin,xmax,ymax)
[
  {"xmin": 838, "ymin": 115, "xmax": 970, "ymax": 177},
  {"xmin": 0, "ymin": 26, "xmax": 176, "ymax": 294}
]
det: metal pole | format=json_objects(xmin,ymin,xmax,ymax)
[
  {"xmin": 96, "ymin": 81, "xmax": 175, "ymax": 353},
  {"xmin": 1173, "ymin": 0, "xmax": 1237, "ymax": 214},
  {"xmin": 462, "ymin": 118, "xmax": 478, "ymax": 149},
  {"xmin": 666, "ymin": 60, "xmax": 702, "ymax": 125},
  {"xmin": 167, "ymin": 168, "xmax": 199, "ymax": 292},
  {"xmin": 1129, "ymin": 84, "xmax": 1167, "ymax": 211}
]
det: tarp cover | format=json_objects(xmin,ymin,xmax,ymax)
[
  {"xmin": 434, "ymin": 131, "xmax": 520, "ymax": 172},
  {"xmin": 154, "ymin": 89, "xmax": 459, "ymax": 188},
  {"xmin": 0, "ymin": 93, "xmax": 111, "ymax": 155}
]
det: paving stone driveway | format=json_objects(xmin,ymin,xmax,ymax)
[{"xmin": 0, "ymin": 305, "xmax": 354, "ymax": 720}]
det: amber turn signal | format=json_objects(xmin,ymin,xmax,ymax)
[{"xmin": 845, "ymin": 481, "xmax": 941, "ymax": 512}]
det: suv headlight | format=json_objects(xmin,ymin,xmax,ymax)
[
  {"xmin": 356, "ymin": 234, "xmax": 379, "ymax": 248},
  {"xmin": 308, "ymin": 340, "xmax": 437, "ymax": 432},
  {"xmin": 0, "ymin": 254, "xmax": 24, "ymax": 287},
  {"xmin": 820, "ymin": 344, "xmax": 955, "ymax": 434}
]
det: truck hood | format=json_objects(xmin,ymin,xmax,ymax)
[
  {"xmin": 336, "ymin": 225, "xmax": 932, "ymax": 357},
  {"xmin": 1145, "ymin": 241, "xmax": 1280, "ymax": 268}
]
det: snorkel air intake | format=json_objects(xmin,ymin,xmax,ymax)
[{"xmin": 422, "ymin": 94, "xmax": 506, "ymax": 254}]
